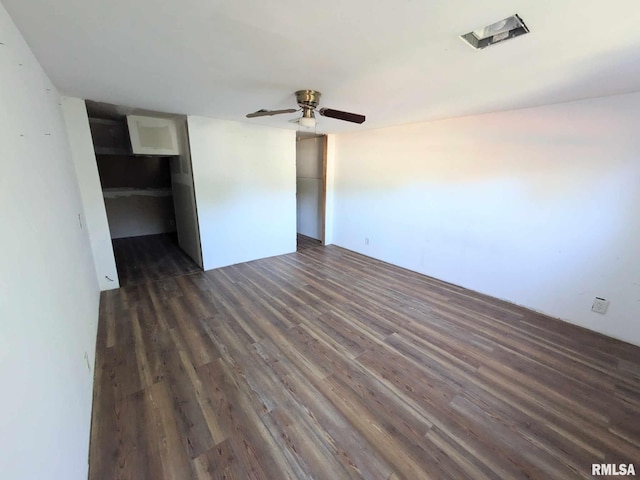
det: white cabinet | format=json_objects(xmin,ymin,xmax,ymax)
[{"xmin": 126, "ymin": 115, "xmax": 181, "ymax": 156}]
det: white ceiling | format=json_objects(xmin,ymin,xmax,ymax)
[{"xmin": 4, "ymin": 0, "xmax": 640, "ymax": 133}]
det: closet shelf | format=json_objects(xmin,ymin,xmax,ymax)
[{"xmin": 102, "ymin": 188, "xmax": 172, "ymax": 199}]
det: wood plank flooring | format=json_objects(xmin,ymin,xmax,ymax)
[
  {"xmin": 297, "ymin": 233, "xmax": 322, "ymax": 250},
  {"xmin": 112, "ymin": 233, "xmax": 201, "ymax": 287},
  {"xmin": 90, "ymin": 241, "xmax": 640, "ymax": 479}
]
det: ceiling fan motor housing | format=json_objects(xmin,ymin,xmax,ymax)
[{"xmin": 295, "ymin": 90, "xmax": 321, "ymax": 109}]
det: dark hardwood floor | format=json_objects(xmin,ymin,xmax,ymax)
[
  {"xmin": 297, "ymin": 233, "xmax": 322, "ymax": 251},
  {"xmin": 112, "ymin": 233, "xmax": 201, "ymax": 287},
  {"xmin": 91, "ymin": 241, "xmax": 640, "ymax": 479}
]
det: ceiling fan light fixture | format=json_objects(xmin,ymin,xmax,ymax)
[
  {"xmin": 245, "ymin": 90, "xmax": 365, "ymax": 127},
  {"xmin": 299, "ymin": 109, "xmax": 316, "ymax": 128},
  {"xmin": 461, "ymin": 14, "xmax": 529, "ymax": 50}
]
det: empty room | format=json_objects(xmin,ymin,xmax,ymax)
[{"xmin": 2, "ymin": 1, "xmax": 639, "ymax": 479}]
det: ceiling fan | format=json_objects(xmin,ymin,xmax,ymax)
[{"xmin": 246, "ymin": 90, "xmax": 366, "ymax": 128}]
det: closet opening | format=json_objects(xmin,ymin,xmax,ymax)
[{"xmin": 86, "ymin": 101, "xmax": 203, "ymax": 287}]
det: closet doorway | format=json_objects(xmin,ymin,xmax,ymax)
[
  {"xmin": 296, "ymin": 132, "xmax": 327, "ymax": 250},
  {"xmin": 86, "ymin": 101, "xmax": 203, "ymax": 287}
]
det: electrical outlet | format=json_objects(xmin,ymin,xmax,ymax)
[
  {"xmin": 365, "ymin": 237, "xmax": 369, "ymax": 246},
  {"xmin": 591, "ymin": 297, "xmax": 609, "ymax": 315}
]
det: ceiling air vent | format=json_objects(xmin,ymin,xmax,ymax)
[{"xmin": 461, "ymin": 14, "xmax": 529, "ymax": 50}]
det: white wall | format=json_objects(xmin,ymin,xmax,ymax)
[
  {"xmin": 324, "ymin": 134, "xmax": 337, "ymax": 245},
  {"xmin": 0, "ymin": 4, "xmax": 100, "ymax": 479},
  {"xmin": 296, "ymin": 136, "xmax": 323, "ymax": 240},
  {"xmin": 61, "ymin": 97, "xmax": 119, "ymax": 290},
  {"xmin": 332, "ymin": 93, "xmax": 640, "ymax": 346},
  {"xmin": 188, "ymin": 116, "xmax": 296, "ymax": 270}
]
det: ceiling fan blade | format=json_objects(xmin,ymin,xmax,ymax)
[
  {"xmin": 319, "ymin": 108, "xmax": 366, "ymax": 124},
  {"xmin": 246, "ymin": 108, "xmax": 298, "ymax": 118}
]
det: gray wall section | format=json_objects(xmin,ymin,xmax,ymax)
[
  {"xmin": 97, "ymin": 151, "xmax": 179, "ymax": 240},
  {"xmin": 171, "ymin": 119, "xmax": 203, "ymax": 267},
  {"xmin": 296, "ymin": 137, "xmax": 323, "ymax": 240},
  {"xmin": 104, "ymin": 191, "xmax": 175, "ymax": 239},
  {"xmin": 96, "ymin": 155, "xmax": 172, "ymax": 188}
]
